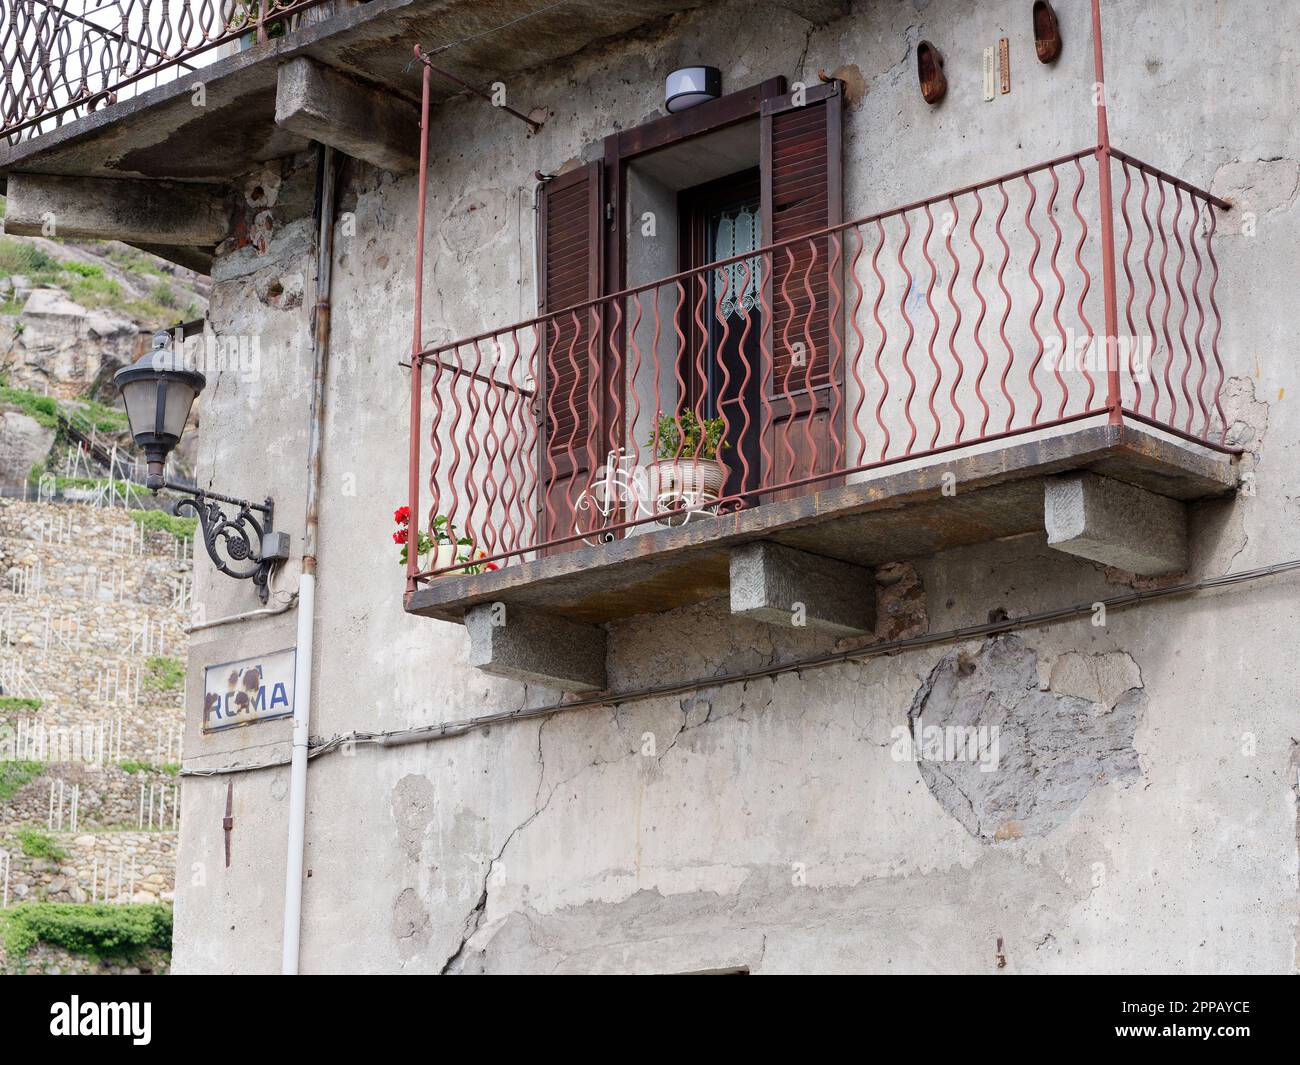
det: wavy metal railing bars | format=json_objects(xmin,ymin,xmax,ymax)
[
  {"xmin": 0, "ymin": 0, "xmax": 330, "ymax": 142},
  {"xmin": 405, "ymin": 145, "xmax": 1232, "ymax": 584}
]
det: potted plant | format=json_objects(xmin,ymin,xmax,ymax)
[
  {"xmin": 645, "ymin": 411, "xmax": 729, "ymax": 520},
  {"xmin": 226, "ymin": 1, "xmax": 287, "ymax": 49},
  {"xmin": 393, "ymin": 508, "xmax": 496, "ymax": 574}
]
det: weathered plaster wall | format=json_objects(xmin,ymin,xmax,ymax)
[{"xmin": 174, "ymin": 0, "xmax": 1299, "ymax": 973}]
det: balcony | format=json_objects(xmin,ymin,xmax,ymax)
[
  {"xmin": 403, "ymin": 144, "xmax": 1239, "ymax": 683},
  {"xmin": 0, "ymin": 0, "xmax": 726, "ymax": 165},
  {"xmin": 0, "ymin": 0, "xmax": 744, "ymax": 268}
]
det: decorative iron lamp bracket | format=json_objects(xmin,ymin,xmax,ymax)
[
  {"xmin": 115, "ymin": 328, "xmax": 290, "ymax": 605},
  {"xmin": 163, "ymin": 482, "xmax": 288, "ymax": 605}
]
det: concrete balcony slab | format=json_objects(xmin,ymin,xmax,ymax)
[
  {"xmin": 0, "ymin": 0, "xmax": 707, "ymax": 184},
  {"xmin": 404, "ymin": 420, "xmax": 1239, "ymax": 627}
]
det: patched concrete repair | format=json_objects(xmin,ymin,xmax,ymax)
[{"xmin": 906, "ymin": 635, "xmax": 1145, "ymax": 842}]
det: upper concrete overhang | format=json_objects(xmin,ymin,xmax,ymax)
[
  {"xmin": 405, "ymin": 422, "xmax": 1240, "ymax": 626},
  {"xmin": 0, "ymin": 0, "xmax": 718, "ymax": 184}
]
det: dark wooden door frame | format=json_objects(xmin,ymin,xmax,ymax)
[
  {"xmin": 601, "ymin": 76, "xmax": 787, "ymax": 301},
  {"xmin": 598, "ymin": 78, "xmax": 787, "ymax": 513},
  {"xmin": 677, "ymin": 168, "xmax": 764, "ymax": 500}
]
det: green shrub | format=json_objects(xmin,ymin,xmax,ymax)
[
  {"xmin": 0, "ymin": 902, "xmax": 172, "ymax": 959},
  {"xmin": 0, "ymin": 695, "xmax": 43, "ymax": 713},
  {"xmin": 17, "ymin": 829, "xmax": 68, "ymax": 861},
  {"xmin": 117, "ymin": 760, "xmax": 180, "ymax": 778},
  {"xmin": 0, "ymin": 385, "xmax": 59, "ymax": 429},
  {"xmin": 66, "ymin": 397, "xmax": 128, "ymax": 434},
  {"xmin": 0, "ymin": 236, "xmax": 61, "ymax": 282},
  {"xmin": 61, "ymin": 260, "xmax": 103, "ymax": 278},
  {"xmin": 66, "ymin": 273, "xmax": 124, "ymax": 311},
  {"xmin": 116, "ymin": 759, "xmax": 178, "ymax": 776},
  {"xmin": 152, "ymin": 281, "xmax": 177, "ymax": 308},
  {"xmin": 143, "ymin": 656, "xmax": 185, "ymax": 693},
  {"xmin": 51, "ymin": 476, "xmax": 142, "ymax": 497},
  {"xmin": 105, "ymin": 246, "xmax": 165, "ymax": 277},
  {"xmin": 130, "ymin": 508, "xmax": 196, "ymax": 540},
  {"xmin": 0, "ymin": 760, "xmax": 43, "ymax": 801}
]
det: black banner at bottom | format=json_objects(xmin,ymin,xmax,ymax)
[{"xmin": 0, "ymin": 974, "xmax": 1292, "ymax": 1051}]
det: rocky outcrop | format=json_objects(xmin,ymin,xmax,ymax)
[{"xmin": 0, "ymin": 410, "xmax": 56, "ymax": 484}]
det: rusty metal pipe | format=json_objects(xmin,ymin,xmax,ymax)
[
  {"xmin": 1091, "ymin": 0, "xmax": 1123, "ymax": 426},
  {"xmin": 406, "ymin": 56, "xmax": 432, "ymax": 596},
  {"xmin": 282, "ymin": 141, "xmax": 337, "ymax": 976},
  {"xmin": 414, "ymin": 47, "xmax": 542, "ymax": 133}
]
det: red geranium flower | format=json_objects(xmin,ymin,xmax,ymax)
[
  {"xmin": 394, "ymin": 506, "xmax": 411, "ymax": 525},
  {"xmin": 392, "ymin": 528, "xmax": 408, "ymax": 545}
]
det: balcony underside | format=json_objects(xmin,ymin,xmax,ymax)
[
  {"xmin": 405, "ymin": 421, "xmax": 1238, "ymax": 627},
  {"xmin": 0, "ymin": 0, "xmax": 732, "ymax": 183}
]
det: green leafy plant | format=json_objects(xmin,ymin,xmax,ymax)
[
  {"xmin": 0, "ymin": 236, "xmax": 61, "ymax": 283},
  {"xmin": 130, "ymin": 508, "xmax": 197, "ymax": 540},
  {"xmin": 392, "ymin": 508, "xmax": 499, "ymax": 574},
  {"xmin": 116, "ymin": 760, "xmax": 179, "ymax": 777},
  {"xmin": 61, "ymin": 260, "xmax": 103, "ymax": 278},
  {"xmin": 226, "ymin": 1, "xmax": 288, "ymax": 39},
  {"xmin": 0, "ymin": 695, "xmax": 43, "ymax": 713},
  {"xmin": 17, "ymin": 829, "xmax": 68, "ymax": 861},
  {"xmin": 152, "ymin": 281, "xmax": 177, "ymax": 308},
  {"xmin": 0, "ymin": 385, "xmax": 59, "ymax": 429},
  {"xmin": 646, "ymin": 410, "xmax": 730, "ymax": 461},
  {"xmin": 143, "ymin": 656, "xmax": 184, "ymax": 693},
  {"xmin": 0, "ymin": 903, "xmax": 172, "ymax": 959},
  {"xmin": 66, "ymin": 396, "xmax": 128, "ymax": 434},
  {"xmin": 0, "ymin": 760, "xmax": 43, "ymax": 802}
]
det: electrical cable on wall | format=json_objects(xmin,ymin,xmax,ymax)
[{"xmin": 180, "ymin": 551, "xmax": 1300, "ymax": 778}]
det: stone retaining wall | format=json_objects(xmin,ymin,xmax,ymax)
[
  {"xmin": 0, "ymin": 829, "xmax": 176, "ymax": 904},
  {"xmin": 0, "ymin": 940, "xmax": 170, "ymax": 976},
  {"xmin": 1, "ymin": 762, "xmax": 178, "ymax": 831}
]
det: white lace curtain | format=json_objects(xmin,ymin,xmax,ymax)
[{"xmin": 714, "ymin": 206, "xmax": 762, "ymax": 318}]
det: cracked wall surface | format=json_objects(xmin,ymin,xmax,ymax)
[{"xmin": 173, "ymin": 0, "xmax": 1300, "ymax": 974}]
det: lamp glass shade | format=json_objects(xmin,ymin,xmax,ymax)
[
  {"xmin": 113, "ymin": 340, "xmax": 205, "ymax": 466},
  {"xmin": 120, "ymin": 376, "xmax": 163, "ymax": 441},
  {"xmin": 665, "ymin": 66, "xmax": 721, "ymax": 113},
  {"xmin": 163, "ymin": 378, "xmax": 200, "ymax": 438}
]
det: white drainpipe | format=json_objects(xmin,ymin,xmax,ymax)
[{"xmin": 282, "ymin": 143, "xmax": 337, "ymax": 975}]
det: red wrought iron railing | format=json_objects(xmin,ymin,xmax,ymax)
[
  {"xmin": 403, "ymin": 143, "xmax": 1231, "ymax": 587},
  {"xmin": 0, "ymin": 0, "xmax": 331, "ymax": 143}
]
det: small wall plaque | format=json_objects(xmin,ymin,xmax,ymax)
[{"xmin": 203, "ymin": 648, "xmax": 296, "ymax": 732}]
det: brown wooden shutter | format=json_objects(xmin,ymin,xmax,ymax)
[
  {"xmin": 760, "ymin": 81, "xmax": 843, "ymax": 500},
  {"xmin": 537, "ymin": 161, "xmax": 603, "ymax": 550}
]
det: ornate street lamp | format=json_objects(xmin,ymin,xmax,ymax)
[{"xmin": 114, "ymin": 330, "xmax": 288, "ymax": 603}]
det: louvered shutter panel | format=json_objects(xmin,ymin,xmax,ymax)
[
  {"xmin": 760, "ymin": 82, "xmax": 844, "ymax": 500},
  {"xmin": 537, "ymin": 161, "xmax": 603, "ymax": 550}
]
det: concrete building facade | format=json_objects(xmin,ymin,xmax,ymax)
[{"xmin": 3, "ymin": 0, "xmax": 1296, "ymax": 973}]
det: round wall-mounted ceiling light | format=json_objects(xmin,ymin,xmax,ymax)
[{"xmin": 665, "ymin": 66, "xmax": 721, "ymax": 113}]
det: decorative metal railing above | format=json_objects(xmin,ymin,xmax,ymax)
[{"xmin": 0, "ymin": 0, "xmax": 330, "ymax": 143}]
